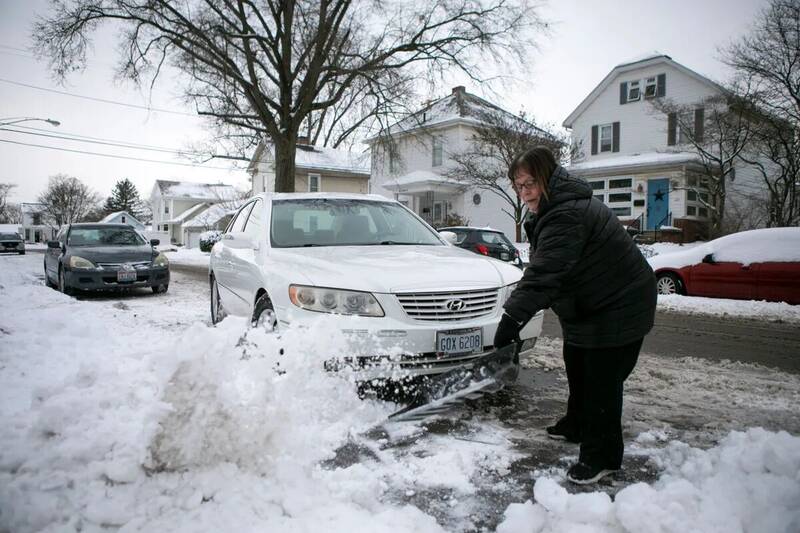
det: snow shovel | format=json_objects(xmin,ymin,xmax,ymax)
[{"xmin": 388, "ymin": 342, "xmax": 520, "ymax": 422}]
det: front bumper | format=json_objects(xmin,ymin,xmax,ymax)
[
  {"xmin": 0, "ymin": 243, "xmax": 25, "ymax": 253},
  {"xmin": 277, "ymin": 297, "xmax": 543, "ymax": 380},
  {"xmin": 64, "ymin": 266, "xmax": 170, "ymax": 291}
]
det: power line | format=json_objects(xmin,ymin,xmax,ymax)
[
  {"xmin": 0, "ymin": 77, "xmax": 199, "ymax": 117},
  {"xmin": 0, "ymin": 138, "xmax": 245, "ymax": 171},
  {"xmin": 2, "ymin": 125, "xmax": 215, "ymax": 158}
]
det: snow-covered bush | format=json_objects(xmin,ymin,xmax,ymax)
[{"xmin": 199, "ymin": 230, "xmax": 222, "ymax": 252}]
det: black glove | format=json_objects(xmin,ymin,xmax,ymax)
[{"xmin": 493, "ymin": 313, "xmax": 524, "ymax": 348}]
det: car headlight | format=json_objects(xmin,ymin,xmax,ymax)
[
  {"xmin": 288, "ymin": 284, "xmax": 385, "ymax": 317},
  {"xmin": 152, "ymin": 252, "xmax": 169, "ymax": 267},
  {"xmin": 69, "ymin": 255, "xmax": 95, "ymax": 269}
]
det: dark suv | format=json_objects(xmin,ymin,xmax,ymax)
[
  {"xmin": 0, "ymin": 231, "xmax": 25, "ymax": 254},
  {"xmin": 438, "ymin": 226, "xmax": 523, "ymax": 269}
]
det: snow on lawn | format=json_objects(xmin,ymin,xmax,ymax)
[
  {"xmin": 164, "ymin": 246, "xmax": 212, "ymax": 267},
  {"xmin": 1, "ymin": 253, "xmax": 799, "ymax": 532}
]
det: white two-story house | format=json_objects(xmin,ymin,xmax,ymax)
[
  {"xmin": 563, "ymin": 53, "xmax": 760, "ymax": 241},
  {"xmin": 150, "ymin": 180, "xmax": 239, "ymax": 245},
  {"xmin": 367, "ymin": 86, "xmax": 543, "ymax": 239}
]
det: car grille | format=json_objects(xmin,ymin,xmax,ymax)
[
  {"xmin": 395, "ymin": 288, "xmax": 499, "ymax": 322},
  {"xmin": 96, "ymin": 261, "xmax": 151, "ymax": 270}
]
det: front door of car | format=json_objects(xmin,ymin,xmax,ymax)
[
  {"xmin": 226, "ymin": 199, "xmax": 265, "ymax": 313},
  {"xmin": 45, "ymin": 227, "xmax": 66, "ymax": 279},
  {"xmin": 690, "ymin": 258, "xmax": 755, "ymax": 300},
  {"xmin": 214, "ymin": 203, "xmax": 254, "ymax": 315}
]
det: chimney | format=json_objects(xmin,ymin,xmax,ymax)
[{"xmin": 452, "ymin": 86, "xmax": 466, "ymax": 95}]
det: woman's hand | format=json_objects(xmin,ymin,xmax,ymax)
[{"xmin": 493, "ymin": 313, "xmax": 524, "ymax": 348}]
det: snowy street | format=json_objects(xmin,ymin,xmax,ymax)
[{"xmin": 1, "ymin": 252, "xmax": 799, "ymax": 532}]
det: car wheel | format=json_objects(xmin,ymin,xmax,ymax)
[
  {"xmin": 58, "ymin": 266, "xmax": 72, "ymax": 295},
  {"xmin": 251, "ymin": 292, "xmax": 277, "ymax": 331},
  {"xmin": 656, "ymin": 272, "xmax": 684, "ymax": 295},
  {"xmin": 210, "ymin": 275, "xmax": 226, "ymax": 325},
  {"xmin": 152, "ymin": 284, "xmax": 168, "ymax": 294}
]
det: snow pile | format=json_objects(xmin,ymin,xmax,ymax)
[
  {"xmin": 498, "ymin": 428, "xmax": 800, "ymax": 533},
  {"xmin": 165, "ymin": 246, "xmax": 212, "ymax": 267},
  {"xmin": 658, "ymin": 293, "xmax": 800, "ymax": 323}
]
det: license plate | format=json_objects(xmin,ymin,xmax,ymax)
[
  {"xmin": 436, "ymin": 327, "xmax": 483, "ymax": 356},
  {"xmin": 117, "ymin": 270, "xmax": 137, "ymax": 282}
]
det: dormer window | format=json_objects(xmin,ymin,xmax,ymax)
[
  {"xmin": 627, "ymin": 80, "xmax": 641, "ymax": 102},
  {"xmin": 644, "ymin": 77, "xmax": 657, "ymax": 98}
]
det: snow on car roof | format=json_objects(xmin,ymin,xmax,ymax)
[{"xmin": 648, "ymin": 227, "xmax": 800, "ymax": 270}]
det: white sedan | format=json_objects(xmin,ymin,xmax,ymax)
[{"xmin": 209, "ymin": 193, "xmax": 541, "ymax": 379}]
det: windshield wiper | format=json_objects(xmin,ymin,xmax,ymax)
[{"xmin": 378, "ymin": 241, "xmax": 421, "ymax": 245}]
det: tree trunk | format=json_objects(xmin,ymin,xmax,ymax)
[{"xmin": 274, "ymin": 135, "xmax": 298, "ymax": 193}]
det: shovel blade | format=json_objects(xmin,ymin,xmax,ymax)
[{"xmin": 388, "ymin": 343, "xmax": 519, "ymax": 422}]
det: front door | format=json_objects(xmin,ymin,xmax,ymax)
[{"xmin": 646, "ymin": 178, "xmax": 670, "ymax": 230}]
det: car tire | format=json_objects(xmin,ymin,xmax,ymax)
[
  {"xmin": 152, "ymin": 284, "xmax": 168, "ymax": 294},
  {"xmin": 58, "ymin": 266, "xmax": 72, "ymax": 295},
  {"xmin": 251, "ymin": 292, "xmax": 277, "ymax": 331},
  {"xmin": 210, "ymin": 275, "xmax": 226, "ymax": 325},
  {"xmin": 656, "ymin": 272, "xmax": 685, "ymax": 295}
]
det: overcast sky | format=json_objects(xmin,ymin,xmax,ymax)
[{"xmin": 0, "ymin": 0, "xmax": 770, "ymax": 205}]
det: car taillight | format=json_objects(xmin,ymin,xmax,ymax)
[{"xmin": 474, "ymin": 244, "xmax": 489, "ymax": 255}]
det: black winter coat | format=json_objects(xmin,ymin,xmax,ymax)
[{"xmin": 504, "ymin": 166, "xmax": 656, "ymax": 348}]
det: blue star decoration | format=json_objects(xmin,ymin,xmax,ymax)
[{"xmin": 654, "ymin": 189, "xmax": 665, "ymax": 201}]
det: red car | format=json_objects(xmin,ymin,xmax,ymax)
[{"xmin": 647, "ymin": 227, "xmax": 800, "ymax": 305}]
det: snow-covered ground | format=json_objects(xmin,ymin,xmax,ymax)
[
  {"xmin": 163, "ymin": 246, "xmax": 212, "ymax": 267},
  {"xmin": 1, "ymin": 253, "xmax": 799, "ymax": 532}
]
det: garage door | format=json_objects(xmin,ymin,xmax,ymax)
[{"xmin": 187, "ymin": 231, "xmax": 200, "ymax": 249}]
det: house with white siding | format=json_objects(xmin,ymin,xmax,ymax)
[
  {"xmin": 248, "ymin": 140, "xmax": 370, "ymax": 196},
  {"xmin": 19, "ymin": 202, "xmax": 55, "ymax": 243},
  {"xmin": 563, "ymin": 53, "xmax": 762, "ymax": 241},
  {"xmin": 98, "ymin": 211, "xmax": 145, "ymax": 232},
  {"xmin": 366, "ymin": 86, "xmax": 545, "ymax": 239},
  {"xmin": 149, "ymin": 181, "xmax": 239, "ymax": 245}
]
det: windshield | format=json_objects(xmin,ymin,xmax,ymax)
[
  {"xmin": 68, "ymin": 227, "xmax": 147, "ymax": 246},
  {"xmin": 270, "ymin": 198, "xmax": 444, "ymax": 247},
  {"xmin": 0, "ymin": 233, "xmax": 21, "ymax": 240}
]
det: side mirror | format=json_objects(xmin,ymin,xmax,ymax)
[
  {"xmin": 701, "ymin": 253, "xmax": 715, "ymax": 264},
  {"xmin": 439, "ymin": 231, "xmax": 458, "ymax": 245},
  {"xmin": 150, "ymin": 239, "xmax": 160, "ymax": 247},
  {"xmin": 47, "ymin": 240, "xmax": 61, "ymax": 249}
]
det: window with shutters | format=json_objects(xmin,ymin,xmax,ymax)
[
  {"xmin": 599, "ymin": 124, "xmax": 613, "ymax": 152},
  {"xmin": 677, "ymin": 111, "xmax": 694, "ymax": 144},
  {"xmin": 627, "ymin": 80, "xmax": 641, "ymax": 101},
  {"xmin": 644, "ymin": 77, "xmax": 657, "ymax": 98}
]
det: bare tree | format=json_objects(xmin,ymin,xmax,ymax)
[
  {"xmin": 37, "ymin": 174, "xmax": 101, "ymax": 227},
  {"xmin": 0, "ymin": 183, "xmax": 22, "ymax": 224},
  {"xmin": 651, "ymin": 89, "xmax": 759, "ymax": 237},
  {"xmin": 723, "ymin": 0, "xmax": 800, "ymax": 227},
  {"xmin": 445, "ymin": 108, "xmax": 566, "ymax": 240},
  {"xmin": 33, "ymin": 1, "xmax": 545, "ymax": 192}
]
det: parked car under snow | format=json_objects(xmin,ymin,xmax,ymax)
[
  {"xmin": 209, "ymin": 193, "xmax": 542, "ymax": 380},
  {"xmin": 647, "ymin": 227, "xmax": 800, "ymax": 305}
]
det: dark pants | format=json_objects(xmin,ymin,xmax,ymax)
[{"xmin": 563, "ymin": 337, "xmax": 643, "ymax": 468}]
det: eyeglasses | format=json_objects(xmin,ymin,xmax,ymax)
[{"xmin": 512, "ymin": 179, "xmax": 538, "ymax": 193}]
